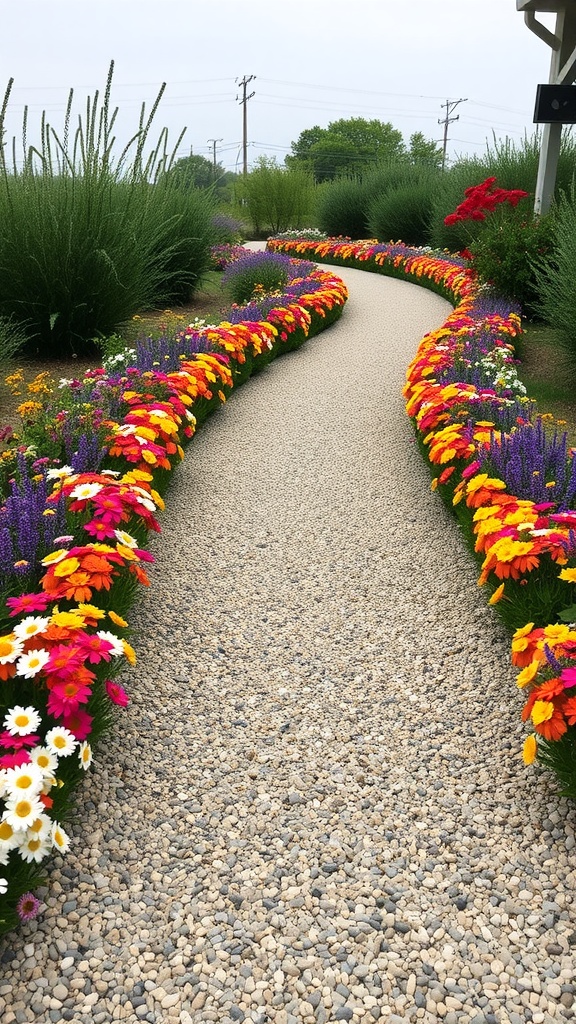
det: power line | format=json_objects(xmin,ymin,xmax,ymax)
[
  {"xmin": 236, "ymin": 75, "xmax": 255, "ymax": 176},
  {"xmin": 439, "ymin": 98, "xmax": 467, "ymax": 171}
]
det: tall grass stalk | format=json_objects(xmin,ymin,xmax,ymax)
[{"xmin": 0, "ymin": 61, "xmax": 215, "ymax": 357}]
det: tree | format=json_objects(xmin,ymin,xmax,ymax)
[
  {"xmin": 408, "ymin": 132, "xmax": 443, "ymax": 170},
  {"xmin": 288, "ymin": 118, "xmax": 406, "ymax": 181},
  {"xmin": 168, "ymin": 153, "xmax": 226, "ymax": 190},
  {"xmin": 238, "ymin": 156, "xmax": 315, "ymax": 235}
]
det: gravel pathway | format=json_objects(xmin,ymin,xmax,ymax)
[{"xmin": 1, "ymin": 265, "xmax": 576, "ymax": 1024}]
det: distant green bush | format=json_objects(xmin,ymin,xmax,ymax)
[
  {"xmin": 367, "ymin": 176, "xmax": 436, "ymax": 246},
  {"xmin": 315, "ymin": 176, "xmax": 370, "ymax": 238},
  {"xmin": 238, "ymin": 158, "xmax": 315, "ymax": 236}
]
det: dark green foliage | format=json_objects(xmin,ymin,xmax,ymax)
[
  {"xmin": 367, "ymin": 177, "xmax": 436, "ymax": 246},
  {"xmin": 534, "ymin": 186, "xmax": 576, "ymax": 346},
  {"xmin": 316, "ymin": 163, "xmax": 441, "ymax": 243},
  {"xmin": 288, "ymin": 117, "xmax": 405, "ymax": 182},
  {"xmin": 469, "ymin": 206, "xmax": 556, "ymax": 313},
  {"xmin": 0, "ymin": 315, "xmax": 27, "ymax": 365},
  {"xmin": 238, "ymin": 157, "xmax": 314, "ymax": 235},
  {"xmin": 0, "ymin": 62, "xmax": 216, "ymax": 357},
  {"xmin": 315, "ymin": 176, "xmax": 370, "ymax": 238},
  {"xmin": 538, "ymin": 731, "xmax": 576, "ymax": 799},
  {"xmin": 428, "ymin": 158, "xmax": 486, "ymax": 250}
]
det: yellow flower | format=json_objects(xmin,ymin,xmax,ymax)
[
  {"xmin": 41, "ymin": 548, "xmax": 70, "ymax": 566},
  {"xmin": 76, "ymin": 603, "xmax": 106, "ymax": 620},
  {"xmin": 531, "ymin": 700, "xmax": 554, "ymax": 726},
  {"xmin": 488, "ymin": 583, "xmax": 505, "ymax": 605},
  {"xmin": 522, "ymin": 734, "xmax": 538, "ymax": 765},
  {"xmin": 516, "ymin": 660, "xmax": 540, "ymax": 688},
  {"xmin": 50, "ymin": 610, "xmax": 86, "ymax": 629},
  {"xmin": 53, "ymin": 556, "xmax": 81, "ymax": 578},
  {"xmin": 559, "ymin": 567, "xmax": 576, "ymax": 583},
  {"xmin": 122, "ymin": 639, "xmax": 137, "ymax": 665},
  {"xmin": 108, "ymin": 610, "xmax": 128, "ymax": 628}
]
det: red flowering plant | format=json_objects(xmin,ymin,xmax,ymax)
[{"xmin": 444, "ymin": 177, "xmax": 555, "ymax": 312}]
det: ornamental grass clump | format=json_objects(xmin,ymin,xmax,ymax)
[{"xmin": 0, "ymin": 62, "xmax": 215, "ymax": 358}]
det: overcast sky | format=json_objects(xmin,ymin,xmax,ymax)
[{"xmin": 0, "ymin": 0, "xmax": 559, "ymax": 173}]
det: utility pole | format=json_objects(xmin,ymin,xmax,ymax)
[
  {"xmin": 207, "ymin": 137, "xmax": 223, "ymax": 181},
  {"xmin": 236, "ymin": 75, "xmax": 255, "ymax": 175},
  {"xmin": 438, "ymin": 97, "xmax": 468, "ymax": 171}
]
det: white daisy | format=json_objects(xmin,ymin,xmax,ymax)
[
  {"xmin": 78, "ymin": 741, "xmax": 93, "ymax": 771},
  {"xmin": 15, "ymin": 648, "xmax": 50, "ymax": 679},
  {"xmin": 17, "ymin": 832, "xmax": 51, "ymax": 863},
  {"xmin": 0, "ymin": 816, "xmax": 19, "ymax": 852},
  {"xmin": 3, "ymin": 705, "xmax": 42, "ymax": 736},
  {"xmin": 100, "ymin": 469, "xmax": 120, "ymax": 477},
  {"xmin": 95, "ymin": 630, "xmax": 124, "ymax": 657},
  {"xmin": 4, "ymin": 763, "xmax": 44, "ymax": 799},
  {"xmin": 13, "ymin": 616, "xmax": 50, "ymax": 641},
  {"xmin": 45, "ymin": 726, "xmax": 77, "ymax": 757},
  {"xmin": 0, "ymin": 877, "xmax": 7, "ymax": 894},
  {"xmin": 0, "ymin": 634, "xmax": 25, "ymax": 665},
  {"xmin": 51, "ymin": 821, "xmax": 71, "ymax": 855},
  {"xmin": 26, "ymin": 813, "xmax": 52, "ymax": 841},
  {"xmin": 28, "ymin": 746, "xmax": 59, "ymax": 776},
  {"xmin": 114, "ymin": 530, "xmax": 138, "ymax": 549},
  {"xmin": 4, "ymin": 794, "xmax": 45, "ymax": 831},
  {"xmin": 46, "ymin": 466, "xmax": 75, "ymax": 481},
  {"xmin": 68, "ymin": 481, "xmax": 103, "ymax": 501}
]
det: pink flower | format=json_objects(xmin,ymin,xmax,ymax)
[
  {"xmin": 74, "ymin": 632, "xmax": 114, "ymax": 664},
  {"xmin": 105, "ymin": 680, "xmax": 129, "ymax": 707},
  {"xmin": 0, "ymin": 749, "xmax": 32, "ymax": 768},
  {"xmin": 0, "ymin": 731, "xmax": 40, "ymax": 750},
  {"xmin": 6, "ymin": 592, "xmax": 52, "ymax": 617},
  {"xmin": 561, "ymin": 667, "xmax": 576, "ymax": 690},
  {"xmin": 462, "ymin": 460, "xmax": 482, "ymax": 480},
  {"xmin": 16, "ymin": 892, "xmax": 41, "ymax": 922},
  {"xmin": 47, "ymin": 679, "xmax": 92, "ymax": 718},
  {"xmin": 60, "ymin": 708, "xmax": 93, "ymax": 740}
]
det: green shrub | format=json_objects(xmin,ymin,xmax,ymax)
[
  {"xmin": 0, "ymin": 63, "xmax": 215, "ymax": 357},
  {"xmin": 367, "ymin": 177, "xmax": 436, "ymax": 245},
  {"xmin": 468, "ymin": 205, "xmax": 556, "ymax": 313},
  {"xmin": 316, "ymin": 162, "xmax": 441, "ymax": 241},
  {"xmin": 0, "ymin": 315, "xmax": 27, "ymax": 367},
  {"xmin": 315, "ymin": 176, "xmax": 370, "ymax": 238},
  {"xmin": 238, "ymin": 157, "xmax": 315, "ymax": 236},
  {"xmin": 428, "ymin": 159, "xmax": 486, "ymax": 250},
  {"xmin": 534, "ymin": 186, "xmax": 576, "ymax": 345},
  {"xmin": 428, "ymin": 132, "xmax": 576, "ymax": 252}
]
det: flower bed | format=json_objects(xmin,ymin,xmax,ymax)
[
  {"xmin": 268, "ymin": 235, "xmax": 576, "ymax": 799},
  {"xmin": 0, "ymin": 257, "xmax": 348, "ymax": 934}
]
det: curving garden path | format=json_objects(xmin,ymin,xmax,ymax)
[{"xmin": 1, "ymin": 264, "xmax": 576, "ymax": 1024}]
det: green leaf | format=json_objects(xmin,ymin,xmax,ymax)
[{"xmin": 558, "ymin": 604, "xmax": 576, "ymax": 622}]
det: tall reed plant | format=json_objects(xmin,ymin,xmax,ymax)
[{"xmin": 0, "ymin": 62, "xmax": 215, "ymax": 357}]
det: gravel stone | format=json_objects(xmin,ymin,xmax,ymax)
[{"xmin": 1, "ymin": 252, "xmax": 576, "ymax": 1023}]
